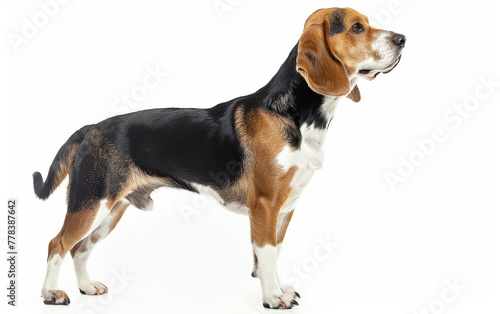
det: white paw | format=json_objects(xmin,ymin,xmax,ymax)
[
  {"xmin": 78, "ymin": 281, "xmax": 108, "ymax": 295},
  {"xmin": 42, "ymin": 289, "xmax": 70, "ymax": 305},
  {"xmin": 281, "ymin": 285, "xmax": 301, "ymax": 300},
  {"xmin": 262, "ymin": 289, "xmax": 299, "ymax": 309}
]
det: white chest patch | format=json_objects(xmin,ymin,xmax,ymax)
[
  {"xmin": 276, "ymin": 96, "xmax": 342, "ymax": 213},
  {"xmin": 276, "ymin": 124, "xmax": 327, "ymax": 213}
]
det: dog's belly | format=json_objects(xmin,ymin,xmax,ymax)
[{"xmin": 190, "ymin": 182, "xmax": 249, "ymax": 214}]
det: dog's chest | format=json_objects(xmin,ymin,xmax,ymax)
[{"xmin": 276, "ymin": 124, "xmax": 328, "ymax": 213}]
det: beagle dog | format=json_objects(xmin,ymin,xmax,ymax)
[{"xmin": 34, "ymin": 7, "xmax": 405, "ymax": 309}]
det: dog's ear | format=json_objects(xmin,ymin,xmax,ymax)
[
  {"xmin": 347, "ymin": 85, "xmax": 361, "ymax": 102},
  {"xmin": 296, "ymin": 25, "xmax": 350, "ymax": 97}
]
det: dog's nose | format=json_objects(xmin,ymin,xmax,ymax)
[{"xmin": 392, "ymin": 33, "xmax": 406, "ymax": 47}]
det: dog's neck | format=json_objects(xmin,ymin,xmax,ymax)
[{"xmin": 255, "ymin": 43, "xmax": 349, "ymax": 133}]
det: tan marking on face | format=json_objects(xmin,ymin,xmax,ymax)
[
  {"xmin": 302, "ymin": 8, "xmax": 392, "ymax": 77},
  {"xmin": 327, "ymin": 8, "xmax": 384, "ymax": 75},
  {"xmin": 297, "ymin": 24, "xmax": 352, "ymax": 96}
]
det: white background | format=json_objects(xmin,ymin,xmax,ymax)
[{"xmin": 2, "ymin": 0, "xmax": 499, "ymax": 313}]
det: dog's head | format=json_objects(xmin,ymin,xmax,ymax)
[{"xmin": 296, "ymin": 7, "xmax": 405, "ymax": 102}]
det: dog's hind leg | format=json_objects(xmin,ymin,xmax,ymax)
[
  {"xmin": 70, "ymin": 200, "xmax": 129, "ymax": 295},
  {"xmin": 41, "ymin": 202, "xmax": 106, "ymax": 305}
]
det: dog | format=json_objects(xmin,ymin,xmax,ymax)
[{"xmin": 33, "ymin": 7, "xmax": 405, "ymax": 309}]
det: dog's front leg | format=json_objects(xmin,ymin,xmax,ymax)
[{"xmin": 249, "ymin": 197, "xmax": 298, "ymax": 309}]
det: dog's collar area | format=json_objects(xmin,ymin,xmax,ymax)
[{"xmin": 260, "ymin": 44, "xmax": 334, "ymax": 131}]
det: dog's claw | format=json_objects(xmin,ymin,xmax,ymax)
[{"xmin": 280, "ymin": 300, "xmax": 288, "ymax": 309}]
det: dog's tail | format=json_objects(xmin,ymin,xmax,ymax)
[{"xmin": 33, "ymin": 124, "xmax": 95, "ymax": 200}]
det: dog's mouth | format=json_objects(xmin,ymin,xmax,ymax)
[{"xmin": 358, "ymin": 55, "xmax": 402, "ymax": 80}]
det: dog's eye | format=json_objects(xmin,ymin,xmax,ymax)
[{"xmin": 351, "ymin": 23, "xmax": 364, "ymax": 34}]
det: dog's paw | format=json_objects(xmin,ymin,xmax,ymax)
[
  {"xmin": 281, "ymin": 285, "xmax": 301, "ymax": 299},
  {"xmin": 262, "ymin": 290, "xmax": 299, "ymax": 309},
  {"xmin": 79, "ymin": 281, "xmax": 108, "ymax": 295},
  {"xmin": 42, "ymin": 289, "xmax": 70, "ymax": 305}
]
